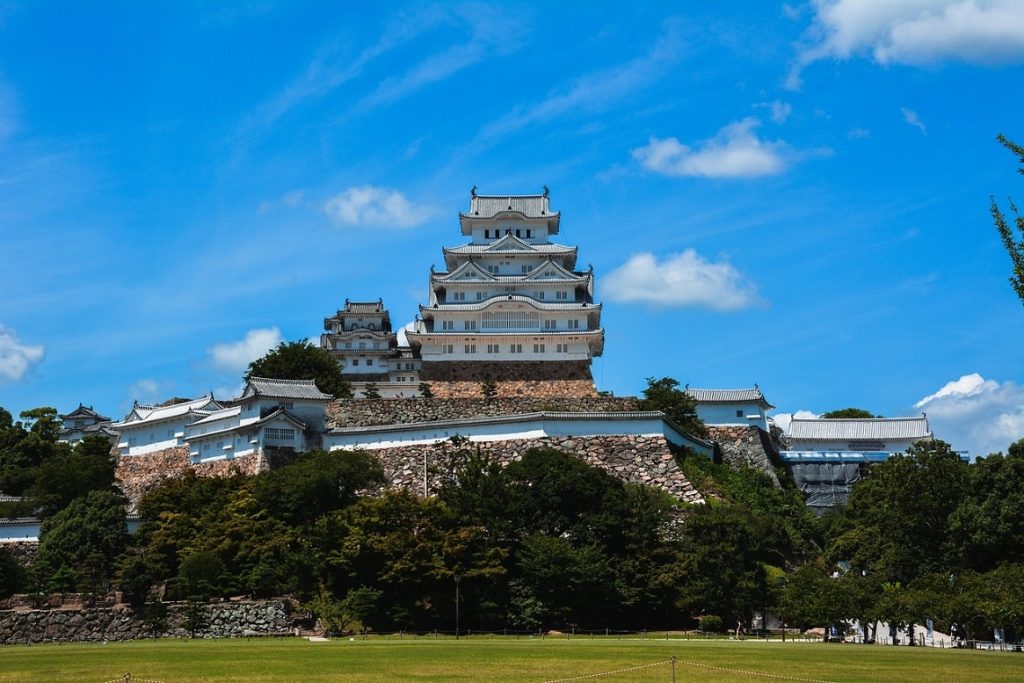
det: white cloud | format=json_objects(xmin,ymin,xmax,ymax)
[
  {"xmin": 603, "ymin": 250, "xmax": 761, "ymax": 311},
  {"xmin": 323, "ymin": 185, "xmax": 434, "ymax": 228},
  {"xmin": 129, "ymin": 378, "xmax": 165, "ymax": 404},
  {"xmin": 0, "ymin": 326, "xmax": 44, "ymax": 381},
  {"xmin": 914, "ymin": 373, "xmax": 1024, "ymax": 456},
  {"xmin": 847, "ymin": 126, "xmax": 870, "ymax": 139},
  {"xmin": 633, "ymin": 118, "xmax": 789, "ymax": 178},
  {"xmin": 900, "ymin": 107, "xmax": 927, "ymax": 134},
  {"xmin": 772, "ymin": 410, "xmax": 821, "ymax": 435},
  {"xmin": 755, "ymin": 99, "xmax": 793, "ymax": 123},
  {"xmin": 258, "ymin": 189, "xmax": 306, "ymax": 214},
  {"xmin": 214, "ymin": 382, "xmax": 246, "ymax": 401},
  {"xmin": 790, "ymin": 1, "xmax": 1024, "ymax": 87},
  {"xmin": 208, "ymin": 327, "xmax": 283, "ymax": 373}
]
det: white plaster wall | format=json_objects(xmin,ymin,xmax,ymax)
[{"xmin": 696, "ymin": 403, "xmax": 768, "ymax": 430}]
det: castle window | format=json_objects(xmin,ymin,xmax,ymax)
[
  {"xmin": 352, "ymin": 359, "xmax": 359, "ymax": 366},
  {"xmin": 442, "ymin": 320, "xmax": 454, "ymax": 330},
  {"xmin": 464, "ymin": 320, "xmax": 477, "ymax": 330},
  {"xmin": 556, "ymin": 291, "xmax": 568, "ymax": 300},
  {"xmin": 366, "ymin": 359, "xmax": 373, "ymax": 366},
  {"xmin": 538, "ymin": 291, "xmax": 545, "ymax": 300},
  {"xmin": 359, "ymin": 342, "xmax": 366, "ymax": 349},
  {"xmin": 568, "ymin": 319, "xmax": 579, "ymax": 329},
  {"xmin": 442, "ymin": 344, "xmax": 454, "ymax": 354},
  {"xmin": 484, "ymin": 229, "xmax": 490, "ymax": 238},
  {"xmin": 526, "ymin": 229, "xmax": 532, "ymax": 238},
  {"xmin": 533, "ymin": 343, "xmax": 545, "ymax": 353},
  {"xmin": 464, "ymin": 344, "xmax": 476, "ymax": 354},
  {"xmin": 522, "ymin": 265, "xmax": 530, "ymax": 273},
  {"xmin": 557, "ymin": 343, "xmax": 568, "ymax": 353},
  {"xmin": 510, "ymin": 344, "xmax": 523, "ymax": 354},
  {"xmin": 516, "ymin": 229, "xmax": 521, "ymax": 237},
  {"xmin": 453, "ymin": 292, "xmax": 466, "ymax": 301},
  {"xmin": 487, "ymin": 344, "xmax": 499, "ymax": 354},
  {"xmin": 736, "ymin": 410, "xmax": 743, "ymax": 417},
  {"xmin": 544, "ymin": 319, "xmax": 556, "ymax": 330}
]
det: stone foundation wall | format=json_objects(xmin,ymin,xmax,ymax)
[
  {"xmin": 116, "ymin": 448, "xmax": 263, "ymax": 507},
  {"xmin": 706, "ymin": 425, "xmax": 781, "ymax": 487},
  {"xmin": 0, "ymin": 599, "xmax": 292, "ymax": 644},
  {"xmin": 0, "ymin": 541, "xmax": 37, "ymax": 566},
  {"xmin": 419, "ymin": 360, "xmax": 594, "ymax": 383},
  {"xmin": 370, "ymin": 435, "xmax": 703, "ymax": 504},
  {"xmin": 328, "ymin": 396, "xmax": 639, "ymax": 429},
  {"xmin": 426, "ymin": 379, "xmax": 599, "ymax": 399}
]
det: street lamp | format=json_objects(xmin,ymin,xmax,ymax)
[{"xmin": 454, "ymin": 573, "xmax": 462, "ymax": 640}]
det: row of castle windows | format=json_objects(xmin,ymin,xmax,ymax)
[
  {"xmin": 450, "ymin": 290, "xmax": 571, "ymax": 302},
  {"xmin": 484, "ymin": 228, "xmax": 533, "ymax": 239},
  {"xmin": 439, "ymin": 343, "xmax": 572, "ymax": 354}
]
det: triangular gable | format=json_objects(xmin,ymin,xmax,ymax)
[
  {"xmin": 435, "ymin": 260, "xmax": 496, "ymax": 282},
  {"xmin": 483, "ymin": 234, "xmax": 536, "ymax": 253},
  {"xmin": 520, "ymin": 259, "xmax": 582, "ymax": 281}
]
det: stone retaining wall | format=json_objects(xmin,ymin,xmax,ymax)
[
  {"xmin": 0, "ymin": 599, "xmax": 292, "ymax": 644},
  {"xmin": 707, "ymin": 425, "xmax": 781, "ymax": 487},
  {"xmin": 426, "ymin": 379, "xmax": 599, "ymax": 399},
  {"xmin": 371, "ymin": 435, "xmax": 704, "ymax": 504},
  {"xmin": 328, "ymin": 396, "xmax": 639, "ymax": 429},
  {"xmin": 0, "ymin": 541, "xmax": 37, "ymax": 566},
  {"xmin": 116, "ymin": 448, "xmax": 263, "ymax": 507}
]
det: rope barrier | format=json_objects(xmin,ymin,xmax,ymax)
[
  {"xmin": 101, "ymin": 675, "xmax": 166, "ymax": 683},
  {"xmin": 539, "ymin": 658, "xmax": 675, "ymax": 682},
  {"xmin": 676, "ymin": 660, "xmax": 838, "ymax": 683}
]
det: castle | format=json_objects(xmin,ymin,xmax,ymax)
[{"xmin": 321, "ymin": 189, "xmax": 604, "ymax": 398}]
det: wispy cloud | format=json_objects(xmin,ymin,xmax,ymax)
[
  {"xmin": 915, "ymin": 373, "xmax": 1024, "ymax": 457},
  {"xmin": 0, "ymin": 325, "xmax": 44, "ymax": 382},
  {"xmin": 208, "ymin": 327, "xmax": 283, "ymax": 373},
  {"xmin": 242, "ymin": 7, "xmax": 452, "ymax": 131},
  {"xmin": 473, "ymin": 20, "xmax": 686, "ymax": 146},
  {"xmin": 258, "ymin": 189, "xmax": 306, "ymax": 214},
  {"xmin": 603, "ymin": 250, "xmax": 761, "ymax": 311},
  {"xmin": 900, "ymin": 106, "xmax": 927, "ymax": 135},
  {"xmin": 353, "ymin": 5, "xmax": 522, "ymax": 114},
  {"xmin": 788, "ymin": 0, "xmax": 1024, "ymax": 89},
  {"xmin": 755, "ymin": 99, "xmax": 792, "ymax": 124},
  {"xmin": 633, "ymin": 117, "xmax": 789, "ymax": 178},
  {"xmin": 322, "ymin": 185, "xmax": 435, "ymax": 228}
]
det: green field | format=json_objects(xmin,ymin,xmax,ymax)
[{"xmin": 0, "ymin": 637, "xmax": 1021, "ymax": 683}]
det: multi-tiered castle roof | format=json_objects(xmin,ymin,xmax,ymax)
[{"xmin": 406, "ymin": 190, "xmax": 604, "ymax": 379}]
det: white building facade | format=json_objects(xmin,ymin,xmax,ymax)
[
  {"xmin": 406, "ymin": 190, "xmax": 604, "ymax": 365},
  {"xmin": 113, "ymin": 395, "xmax": 222, "ymax": 456},
  {"xmin": 684, "ymin": 386, "xmax": 775, "ymax": 431}
]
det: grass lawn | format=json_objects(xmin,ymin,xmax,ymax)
[{"xmin": 0, "ymin": 636, "xmax": 1021, "ymax": 683}]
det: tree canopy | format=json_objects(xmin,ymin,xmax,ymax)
[
  {"xmin": 821, "ymin": 408, "xmax": 879, "ymax": 419},
  {"xmin": 991, "ymin": 134, "xmax": 1024, "ymax": 307},
  {"xmin": 637, "ymin": 377, "xmax": 707, "ymax": 438},
  {"xmin": 245, "ymin": 340, "xmax": 352, "ymax": 398}
]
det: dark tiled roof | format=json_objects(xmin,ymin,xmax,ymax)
[
  {"xmin": 465, "ymin": 194, "xmax": 555, "ymax": 219},
  {"xmin": 243, "ymin": 377, "xmax": 332, "ymax": 401},
  {"xmin": 685, "ymin": 386, "xmax": 774, "ymax": 409},
  {"xmin": 60, "ymin": 404, "xmax": 111, "ymax": 421},
  {"xmin": 789, "ymin": 416, "xmax": 931, "ymax": 441}
]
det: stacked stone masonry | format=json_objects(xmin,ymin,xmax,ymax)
[
  {"xmin": 0, "ymin": 599, "xmax": 292, "ymax": 644},
  {"xmin": 115, "ymin": 447, "xmax": 263, "ymax": 507},
  {"xmin": 706, "ymin": 425, "xmax": 782, "ymax": 487},
  {"xmin": 371, "ymin": 435, "xmax": 704, "ymax": 504},
  {"xmin": 426, "ymin": 379, "xmax": 598, "ymax": 399},
  {"xmin": 328, "ymin": 396, "xmax": 639, "ymax": 429}
]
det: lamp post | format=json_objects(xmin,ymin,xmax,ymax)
[{"xmin": 454, "ymin": 573, "xmax": 461, "ymax": 640}]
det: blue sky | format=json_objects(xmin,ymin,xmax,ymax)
[{"xmin": 1, "ymin": 1, "xmax": 1023, "ymax": 456}]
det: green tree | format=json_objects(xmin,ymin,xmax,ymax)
[
  {"xmin": 418, "ymin": 382, "xmax": 434, "ymax": 398},
  {"xmin": 827, "ymin": 440, "xmax": 969, "ymax": 583},
  {"xmin": 948, "ymin": 445, "xmax": 1024, "ymax": 570},
  {"xmin": 178, "ymin": 549, "xmax": 225, "ymax": 600},
  {"xmin": 991, "ymin": 134, "xmax": 1024, "ymax": 306},
  {"xmin": 638, "ymin": 377, "xmax": 707, "ymax": 438},
  {"xmin": 29, "ymin": 434, "xmax": 118, "ymax": 517},
  {"xmin": 821, "ymin": 408, "xmax": 878, "ymax": 419},
  {"xmin": 36, "ymin": 490, "xmax": 129, "ymax": 594},
  {"xmin": 0, "ymin": 546, "xmax": 25, "ymax": 598},
  {"xmin": 254, "ymin": 449, "xmax": 385, "ymax": 528},
  {"xmin": 246, "ymin": 340, "xmax": 352, "ymax": 398},
  {"xmin": 362, "ymin": 383, "xmax": 381, "ymax": 399}
]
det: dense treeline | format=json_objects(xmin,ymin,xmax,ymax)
[{"xmin": 1, "ymin": 399, "xmax": 1023, "ymax": 641}]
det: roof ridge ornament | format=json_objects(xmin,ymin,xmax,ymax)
[
  {"xmin": 470, "ymin": 185, "xmax": 477, "ymax": 197},
  {"xmin": 543, "ymin": 184, "xmax": 549, "ymax": 197}
]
